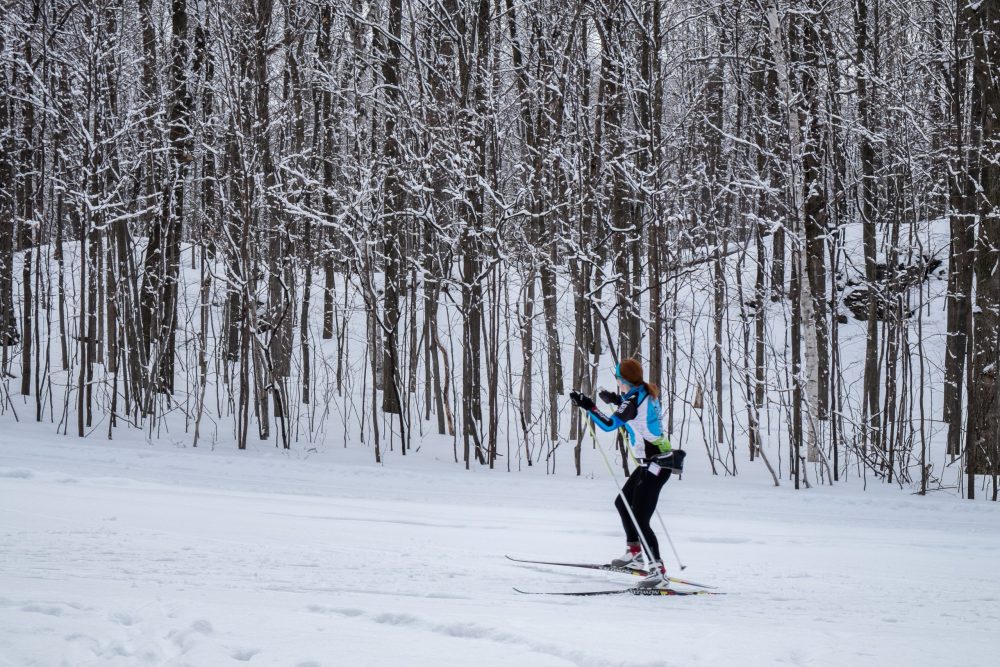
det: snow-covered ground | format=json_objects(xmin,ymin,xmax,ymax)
[{"xmin": 2, "ymin": 419, "xmax": 998, "ymax": 667}]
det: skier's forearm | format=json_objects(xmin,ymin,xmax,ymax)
[{"xmin": 588, "ymin": 410, "xmax": 623, "ymax": 432}]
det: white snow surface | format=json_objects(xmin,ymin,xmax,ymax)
[{"xmin": 2, "ymin": 421, "xmax": 999, "ymax": 667}]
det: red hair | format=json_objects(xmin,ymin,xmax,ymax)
[{"xmin": 618, "ymin": 358, "xmax": 659, "ymax": 399}]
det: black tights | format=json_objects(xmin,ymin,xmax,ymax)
[{"xmin": 614, "ymin": 465, "xmax": 671, "ymax": 561}]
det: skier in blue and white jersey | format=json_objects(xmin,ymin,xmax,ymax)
[{"xmin": 570, "ymin": 358, "xmax": 684, "ymax": 590}]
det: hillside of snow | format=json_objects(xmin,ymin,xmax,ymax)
[
  {"xmin": 3, "ymin": 418, "xmax": 999, "ymax": 666},
  {"xmin": 3, "ymin": 217, "xmax": 999, "ymax": 665}
]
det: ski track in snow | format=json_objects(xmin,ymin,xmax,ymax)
[
  {"xmin": 2, "ymin": 422, "xmax": 1000, "ymax": 666},
  {"xmin": 306, "ymin": 604, "xmax": 663, "ymax": 667}
]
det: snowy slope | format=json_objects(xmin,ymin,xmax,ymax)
[{"xmin": 2, "ymin": 420, "xmax": 999, "ymax": 666}]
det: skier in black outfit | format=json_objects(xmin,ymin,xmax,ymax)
[{"xmin": 570, "ymin": 358, "xmax": 684, "ymax": 589}]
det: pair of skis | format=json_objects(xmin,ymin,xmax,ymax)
[{"xmin": 507, "ymin": 555, "xmax": 723, "ymax": 597}]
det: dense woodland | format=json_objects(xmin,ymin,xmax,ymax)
[{"xmin": 0, "ymin": 0, "xmax": 997, "ymax": 498}]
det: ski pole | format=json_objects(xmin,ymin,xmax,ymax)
[
  {"xmin": 588, "ymin": 418, "xmax": 656, "ymax": 571},
  {"xmin": 654, "ymin": 506, "xmax": 686, "ymax": 570}
]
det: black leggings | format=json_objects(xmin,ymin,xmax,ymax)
[{"xmin": 615, "ymin": 465, "xmax": 671, "ymax": 561}]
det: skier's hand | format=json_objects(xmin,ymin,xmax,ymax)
[
  {"xmin": 598, "ymin": 389, "xmax": 621, "ymax": 405},
  {"xmin": 569, "ymin": 391, "xmax": 596, "ymax": 412}
]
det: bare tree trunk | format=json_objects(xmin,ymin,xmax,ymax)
[
  {"xmin": 943, "ymin": 0, "xmax": 974, "ymax": 459},
  {"xmin": 380, "ymin": 0, "xmax": 404, "ymax": 416},
  {"xmin": 19, "ymin": 27, "xmax": 37, "ymax": 398},
  {"xmin": 800, "ymin": 5, "xmax": 831, "ymax": 457},
  {"xmin": 766, "ymin": 0, "xmax": 821, "ymax": 477},
  {"xmin": 318, "ymin": 6, "xmax": 336, "ymax": 343},
  {"xmin": 965, "ymin": 0, "xmax": 1000, "ymax": 487},
  {"xmin": 521, "ymin": 272, "xmax": 535, "ymax": 466},
  {"xmin": 0, "ymin": 50, "xmax": 19, "ymax": 352},
  {"xmin": 855, "ymin": 0, "xmax": 882, "ymax": 453}
]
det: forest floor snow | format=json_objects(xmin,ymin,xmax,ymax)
[{"xmin": 2, "ymin": 420, "xmax": 999, "ymax": 666}]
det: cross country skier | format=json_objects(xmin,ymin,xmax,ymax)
[{"xmin": 569, "ymin": 358, "xmax": 684, "ymax": 590}]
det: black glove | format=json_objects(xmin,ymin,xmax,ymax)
[
  {"xmin": 599, "ymin": 389, "xmax": 622, "ymax": 406},
  {"xmin": 569, "ymin": 391, "xmax": 596, "ymax": 412}
]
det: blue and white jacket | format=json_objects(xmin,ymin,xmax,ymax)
[{"xmin": 585, "ymin": 384, "xmax": 667, "ymax": 463}]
